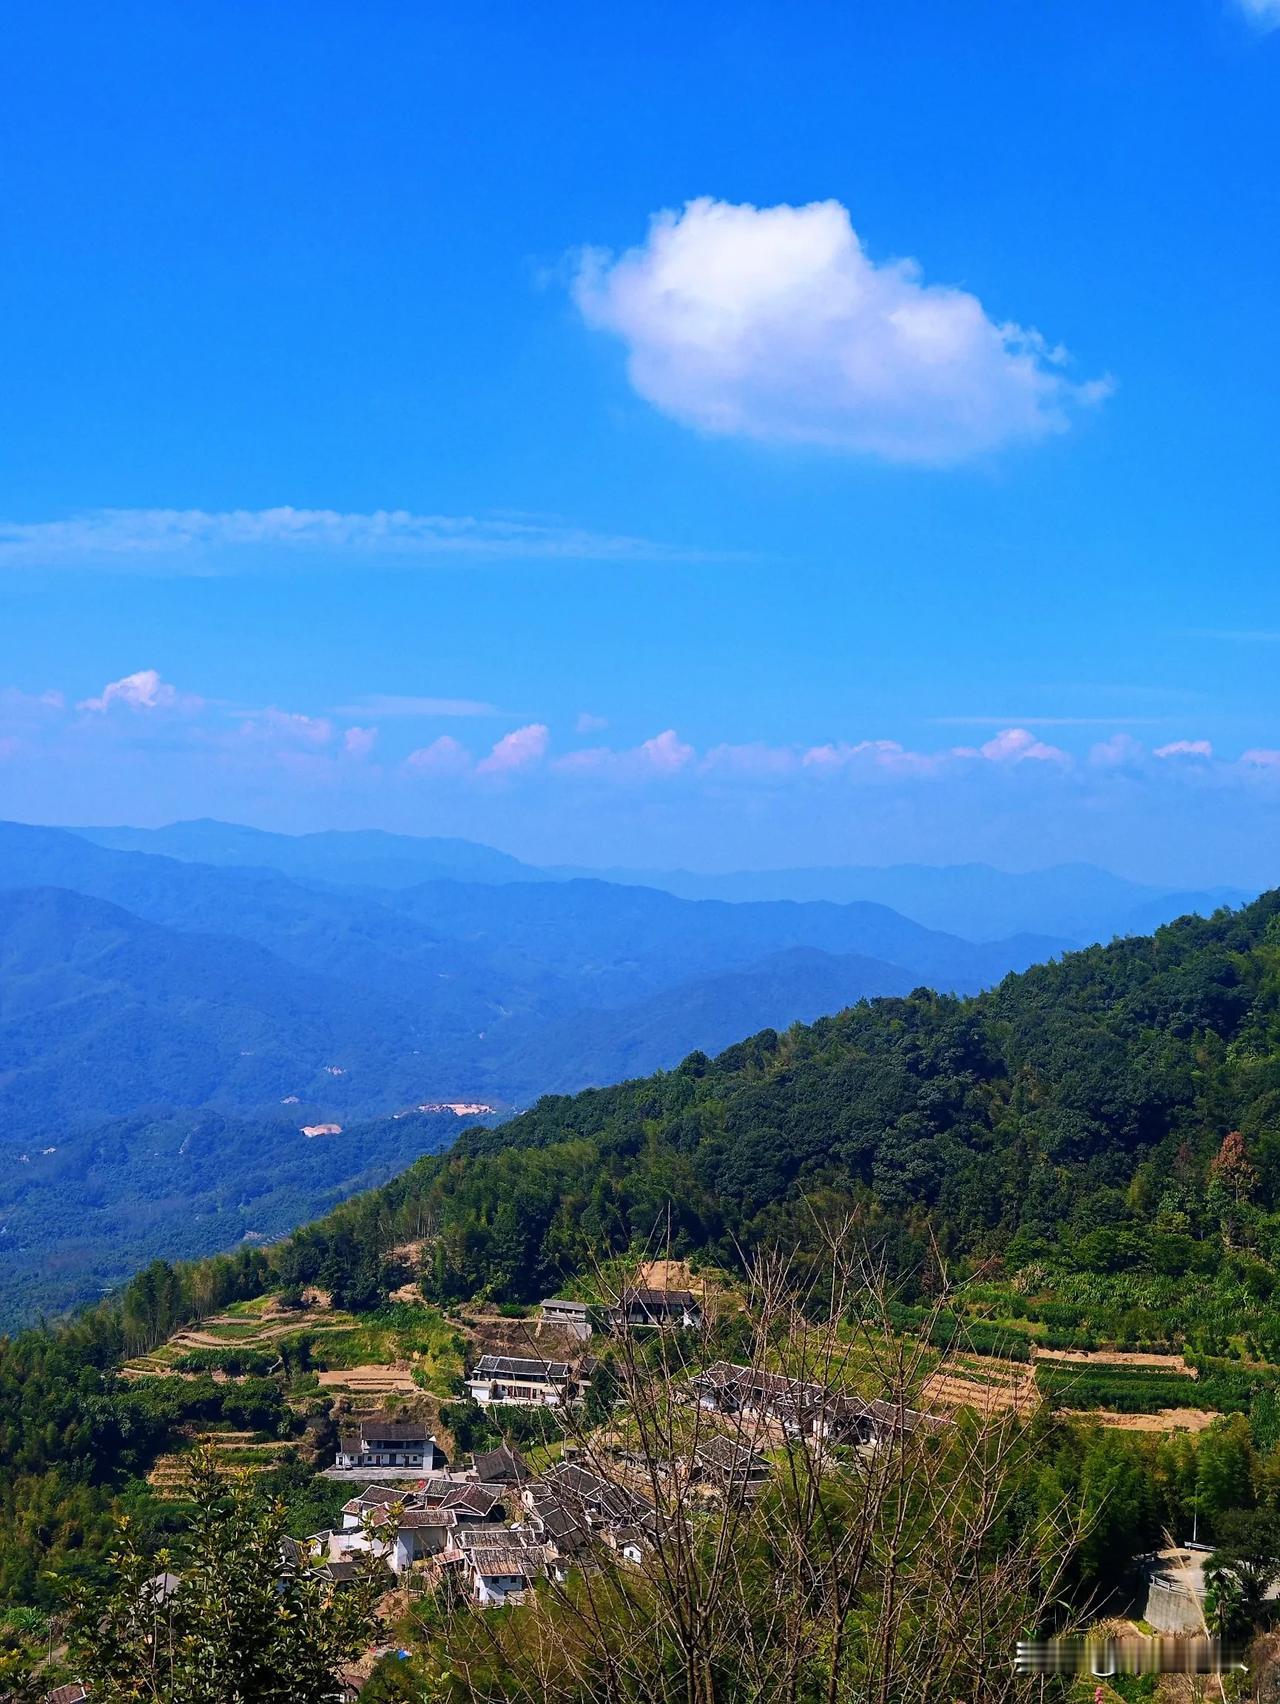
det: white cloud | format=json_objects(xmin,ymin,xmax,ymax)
[
  {"xmin": 1240, "ymin": 748, "xmax": 1280, "ymax": 769},
  {"xmin": 574, "ymin": 197, "xmax": 1110, "ymax": 464},
  {"xmin": 334, "ymin": 694, "xmax": 501, "ymax": 718},
  {"xmin": 1154, "ymin": 739, "xmax": 1213, "ymax": 759},
  {"xmin": 342, "ymin": 726, "xmax": 378, "ymax": 759},
  {"xmin": 239, "ymin": 708, "xmax": 333, "ymax": 747},
  {"xmin": 556, "ymin": 728, "xmax": 696, "ymax": 779},
  {"xmin": 575, "ymin": 711, "xmax": 609, "ymax": 734},
  {"xmin": 405, "ymin": 735, "xmax": 473, "ymax": 776},
  {"xmin": 0, "ymin": 507, "xmax": 709, "ymax": 572},
  {"xmin": 1089, "ymin": 733, "xmax": 1146, "ymax": 769},
  {"xmin": 801, "ymin": 738, "xmax": 933, "ymax": 774},
  {"xmin": 78, "ymin": 669, "xmax": 197, "ymax": 714},
  {"xmin": 477, "ymin": 723, "xmax": 550, "ymax": 775},
  {"xmin": 977, "ymin": 727, "xmax": 1070, "ymax": 764}
]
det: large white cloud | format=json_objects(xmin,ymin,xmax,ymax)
[{"xmin": 574, "ymin": 198, "xmax": 1110, "ymax": 464}]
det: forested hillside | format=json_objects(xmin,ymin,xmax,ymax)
[
  {"xmin": 273, "ymin": 890, "xmax": 1280, "ymax": 1324},
  {"xmin": 0, "ymin": 818, "xmax": 1073, "ymax": 1319},
  {"xmin": 4, "ymin": 894, "xmax": 1280, "ymax": 1627}
]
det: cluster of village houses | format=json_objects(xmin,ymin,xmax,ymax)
[{"xmin": 308, "ymin": 1284, "xmax": 933, "ymax": 1608}]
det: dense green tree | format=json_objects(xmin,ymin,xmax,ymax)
[{"xmin": 64, "ymin": 1447, "xmax": 387, "ymax": 1702}]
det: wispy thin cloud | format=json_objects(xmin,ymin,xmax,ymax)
[
  {"xmin": 333, "ymin": 694, "xmax": 503, "ymax": 718},
  {"xmin": 1154, "ymin": 739, "xmax": 1214, "ymax": 760},
  {"xmin": 0, "ymin": 507, "xmax": 716, "ymax": 573},
  {"xmin": 1237, "ymin": 0, "xmax": 1280, "ymax": 34},
  {"xmin": 929, "ymin": 715, "xmax": 1171, "ymax": 728}
]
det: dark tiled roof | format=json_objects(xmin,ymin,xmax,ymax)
[
  {"xmin": 526, "ymin": 1498, "xmax": 590, "ymax": 1549},
  {"xmin": 541, "ymin": 1462, "xmax": 652, "ymax": 1525},
  {"xmin": 472, "ymin": 1355, "xmax": 571, "ymax": 1380},
  {"xmin": 440, "ymin": 1483, "xmax": 504, "ymax": 1517},
  {"xmin": 341, "ymin": 1484, "xmax": 406, "ymax": 1514},
  {"xmin": 359, "ymin": 1419, "xmax": 430, "ymax": 1443},
  {"xmin": 619, "ymin": 1287, "xmax": 698, "ymax": 1308},
  {"xmin": 467, "ymin": 1549, "xmax": 544, "ymax": 1578},
  {"xmin": 387, "ymin": 1506, "xmax": 456, "ymax": 1531},
  {"xmin": 473, "ymin": 1445, "xmax": 531, "ymax": 1484},
  {"xmin": 695, "ymin": 1435, "xmax": 769, "ymax": 1474},
  {"xmin": 455, "ymin": 1525, "xmax": 546, "ymax": 1551},
  {"xmin": 691, "ymin": 1362, "xmax": 935, "ymax": 1434}
]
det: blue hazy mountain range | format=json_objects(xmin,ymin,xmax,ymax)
[
  {"xmin": 82, "ymin": 818, "xmax": 1248, "ymax": 943},
  {"xmin": 0, "ymin": 816, "xmax": 1252, "ymax": 1318}
]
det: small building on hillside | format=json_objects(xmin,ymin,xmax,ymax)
[
  {"xmin": 334, "ymin": 1414, "xmax": 436, "ymax": 1472},
  {"xmin": 522, "ymin": 1485, "xmax": 591, "ymax": 1563},
  {"xmin": 539, "ymin": 1297, "xmax": 594, "ymax": 1340},
  {"xmin": 609, "ymin": 1287, "xmax": 702, "ymax": 1333},
  {"xmin": 378, "ymin": 1505, "xmax": 457, "ymax": 1574},
  {"xmin": 538, "ymin": 1460, "xmax": 654, "ymax": 1530},
  {"xmin": 464, "ymin": 1354, "xmax": 577, "ymax": 1407},
  {"xmin": 693, "ymin": 1434, "xmax": 771, "ymax": 1496},
  {"xmin": 687, "ymin": 1361, "xmax": 932, "ymax": 1446},
  {"xmin": 445, "ymin": 1528, "xmax": 552, "ymax": 1606},
  {"xmin": 332, "ymin": 1486, "xmax": 458, "ymax": 1576}
]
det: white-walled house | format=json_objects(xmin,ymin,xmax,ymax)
[
  {"xmin": 464, "ymin": 1354, "xmax": 576, "ymax": 1407},
  {"xmin": 446, "ymin": 1529, "xmax": 551, "ymax": 1606},
  {"xmin": 335, "ymin": 1414, "xmax": 436, "ymax": 1472}
]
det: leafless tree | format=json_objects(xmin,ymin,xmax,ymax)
[{"xmin": 435, "ymin": 1217, "xmax": 1085, "ymax": 1704}]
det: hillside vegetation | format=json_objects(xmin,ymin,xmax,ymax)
[
  {"xmin": 276, "ymin": 890, "xmax": 1280, "ymax": 1359},
  {"xmin": 5, "ymin": 895, "xmax": 1280, "ymax": 1632},
  {"xmin": 0, "ymin": 818, "xmax": 1075, "ymax": 1319}
]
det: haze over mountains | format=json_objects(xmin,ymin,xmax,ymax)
[
  {"xmin": 0, "ymin": 814, "xmax": 1255, "ymax": 1319},
  {"xmin": 82, "ymin": 817, "xmax": 1247, "ymax": 943}
]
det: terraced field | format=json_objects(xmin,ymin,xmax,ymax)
[{"xmin": 146, "ymin": 1431, "xmax": 307, "ymax": 1499}]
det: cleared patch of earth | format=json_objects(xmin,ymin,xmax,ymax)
[
  {"xmin": 316, "ymin": 1365, "xmax": 419, "ymax": 1394},
  {"xmin": 1084, "ymin": 1407, "xmax": 1217, "ymax": 1432},
  {"xmin": 1033, "ymin": 1346, "xmax": 1195, "ymax": 1375}
]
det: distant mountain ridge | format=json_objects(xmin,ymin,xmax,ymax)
[
  {"xmin": 0, "ymin": 814, "xmax": 1256, "ymax": 1320},
  {"xmin": 0, "ymin": 819, "xmax": 1057, "ymax": 1131},
  {"xmin": 79, "ymin": 818, "xmax": 538, "ymax": 888},
  {"xmin": 74, "ymin": 818, "xmax": 1252, "ymax": 944},
  {"xmin": 547, "ymin": 859, "xmax": 1251, "ymax": 944}
]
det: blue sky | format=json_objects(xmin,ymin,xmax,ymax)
[{"xmin": 2, "ymin": 0, "xmax": 1279, "ymax": 883}]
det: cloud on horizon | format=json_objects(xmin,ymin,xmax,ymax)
[
  {"xmin": 78, "ymin": 669, "xmax": 198, "ymax": 714},
  {"xmin": 10, "ymin": 675, "xmax": 1280, "ymax": 817},
  {"xmin": 476, "ymin": 722, "xmax": 550, "ymax": 775},
  {"xmin": 0, "ymin": 507, "xmax": 710, "ymax": 573},
  {"xmin": 574, "ymin": 197, "xmax": 1111, "ymax": 465}
]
